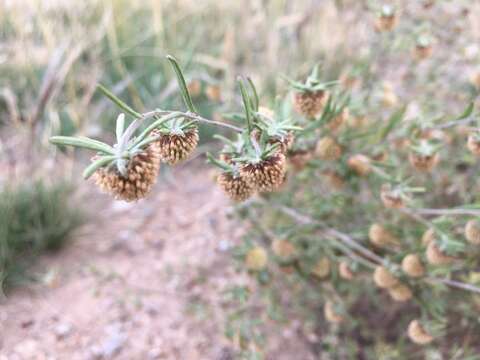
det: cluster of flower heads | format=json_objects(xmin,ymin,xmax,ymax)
[{"xmin": 232, "ymin": 56, "xmax": 480, "ymax": 350}]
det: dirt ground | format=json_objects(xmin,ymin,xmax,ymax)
[{"xmin": 0, "ymin": 164, "xmax": 313, "ymax": 360}]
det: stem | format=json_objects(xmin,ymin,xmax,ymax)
[
  {"xmin": 264, "ymin": 202, "xmax": 480, "ymax": 295},
  {"xmin": 413, "ymin": 208, "xmax": 480, "ymax": 216}
]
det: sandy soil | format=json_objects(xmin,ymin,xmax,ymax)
[{"xmin": 0, "ymin": 164, "xmax": 313, "ymax": 360}]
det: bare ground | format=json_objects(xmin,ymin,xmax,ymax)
[{"xmin": 0, "ymin": 164, "xmax": 313, "ymax": 360}]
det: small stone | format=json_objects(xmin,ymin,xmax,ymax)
[{"xmin": 54, "ymin": 323, "xmax": 73, "ymax": 340}]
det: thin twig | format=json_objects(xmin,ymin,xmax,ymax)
[
  {"xmin": 262, "ymin": 202, "xmax": 480, "ymax": 295},
  {"xmin": 413, "ymin": 208, "xmax": 480, "ymax": 216}
]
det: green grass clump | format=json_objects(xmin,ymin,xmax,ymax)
[{"xmin": 0, "ymin": 180, "xmax": 84, "ymax": 291}]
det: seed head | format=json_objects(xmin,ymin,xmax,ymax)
[
  {"xmin": 401, "ymin": 254, "xmax": 425, "ymax": 278},
  {"xmin": 407, "ymin": 320, "xmax": 434, "ymax": 345},
  {"xmin": 373, "ymin": 266, "xmax": 398, "ymax": 289},
  {"xmin": 380, "ymin": 185, "xmax": 404, "ymax": 209},
  {"xmin": 339, "ymin": 262, "xmax": 354, "ymax": 280},
  {"xmin": 315, "ymin": 137, "xmax": 342, "ymax": 160},
  {"xmin": 240, "ymin": 153, "xmax": 286, "ymax": 192},
  {"xmin": 388, "ymin": 284, "xmax": 413, "ymax": 302},
  {"xmin": 324, "ymin": 301, "xmax": 344, "ymax": 324},
  {"xmin": 465, "ymin": 219, "xmax": 480, "ymax": 245},
  {"xmin": 312, "ymin": 257, "xmax": 331, "ymax": 279},
  {"xmin": 217, "ymin": 172, "xmax": 255, "ymax": 202},
  {"xmin": 157, "ymin": 127, "xmax": 199, "ymax": 165},
  {"xmin": 245, "ymin": 246, "xmax": 268, "ymax": 271},
  {"xmin": 408, "ymin": 152, "xmax": 439, "ymax": 172},
  {"xmin": 426, "ymin": 241, "xmax": 454, "ymax": 265},
  {"xmin": 422, "ymin": 228, "xmax": 436, "ymax": 245},
  {"xmin": 271, "ymin": 239, "xmax": 296, "ymax": 260},
  {"xmin": 467, "ymin": 134, "xmax": 480, "ymax": 156},
  {"xmin": 293, "ymin": 90, "xmax": 329, "ymax": 118},
  {"xmin": 348, "ymin": 154, "xmax": 371, "ymax": 176},
  {"xmin": 93, "ymin": 144, "xmax": 161, "ymax": 202},
  {"xmin": 369, "ymin": 223, "xmax": 399, "ymax": 248}
]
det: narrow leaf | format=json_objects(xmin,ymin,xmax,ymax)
[
  {"xmin": 238, "ymin": 78, "xmax": 253, "ymax": 133},
  {"xmin": 97, "ymin": 84, "xmax": 141, "ymax": 118},
  {"xmin": 82, "ymin": 156, "xmax": 117, "ymax": 179},
  {"xmin": 247, "ymin": 77, "xmax": 259, "ymax": 111},
  {"xmin": 166, "ymin": 55, "xmax": 196, "ymax": 113},
  {"xmin": 49, "ymin": 136, "xmax": 115, "ymax": 155},
  {"xmin": 116, "ymin": 113, "xmax": 125, "ymax": 143},
  {"xmin": 456, "ymin": 102, "xmax": 474, "ymax": 121},
  {"xmin": 378, "ymin": 106, "xmax": 406, "ymax": 142}
]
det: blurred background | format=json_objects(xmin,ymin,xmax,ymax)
[{"xmin": 0, "ymin": 0, "xmax": 479, "ymax": 359}]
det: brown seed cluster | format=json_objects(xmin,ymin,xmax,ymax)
[
  {"xmin": 426, "ymin": 241, "xmax": 454, "ymax": 265},
  {"xmin": 312, "ymin": 257, "xmax": 331, "ymax": 279},
  {"xmin": 293, "ymin": 90, "xmax": 328, "ymax": 118},
  {"xmin": 407, "ymin": 320, "xmax": 434, "ymax": 345},
  {"xmin": 315, "ymin": 136, "xmax": 342, "ymax": 160},
  {"xmin": 369, "ymin": 223, "xmax": 399, "ymax": 248},
  {"xmin": 414, "ymin": 45, "xmax": 433, "ymax": 60},
  {"xmin": 348, "ymin": 154, "xmax": 371, "ymax": 176},
  {"xmin": 465, "ymin": 219, "xmax": 480, "ymax": 245},
  {"xmin": 402, "ymin": 254, "xmax": 425, "ymax": 278},
  {"xmin": 93, "ymin": 145, "xmax": 161, "ymax": 202},
  {"xmin": 380, "ymin": 185, "xmax": 404, "ymax": 209},
  {"xmin": 240, "ymin": 153, "xmax": 286, "ymax": 192},
  {"xmin": 408, "ymin": 152, "xmax": 439, "ymax": 172},
  {"xmin": 157, "ymin": 127, "xmax": 199, "ymax": 165},
  {"xmin": 388, "ymin": 284, "xmax": 412, "ymax": 302},
  {"xmin": 272, "ymin": 239, "xmax": 296, "ymax": 260},
  {"xmin": 339, "ymin": 262, "xmax": 354, "ymax": 280},
  {"xmin": 373, "ymin": 266, "xmax": 398, "ymax": 288},
  {"xmin": 217, "ymin": 172, "xmax": 255, "ymax": 202},
  {"xmin": 245, "ymin": 246, "xmax": 268, "ymax": 271},
  {"xmin": 324, "ymin": 301, "xmax": 344, "ymax": 324},
  {"xmin": 375, "ymin": 14, "xmax": 397, "ymax": 32},
  {"xmin": 467, "ymin": 134, "xmax": 480, "ymax": 156}
]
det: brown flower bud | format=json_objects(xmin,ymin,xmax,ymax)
[
  {"xmin": 401, "ymin": 254, "xmax": 425, "ymax": 278},
  {"xmin": 407, "ymin": 320, "xmax": 434, "ymax": 345},
  {"xmin": 373, "ymin": 266, "xmax": 398, "ymax": 289},
  {"xmin": 388, "ymin": 284, "xmax": 413, "ymax": 302},
  {"xmin": 245, "ymin": 247, "xmax": 268, "ymax": 271},
  {"xmin": 465, "ymin": 219, "xmax": 480, "ymax": 245}
]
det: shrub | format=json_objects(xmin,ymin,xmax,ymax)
[{"xmin": 0, "ymin": 180, "xmax": 84, "ymax": 290}]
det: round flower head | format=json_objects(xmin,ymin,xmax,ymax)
[
  {"xmin": 315, "ymin": 137, "xmax": 342, "ymax": 160},
  {"xmin": 407, "ymin": 320, "xmax": 434, "ymax": 345},
  {"xmin": 240, "ymin": 153, "xmax": 286, "ymax": 192},
  {"xmin": 339, "ymin": 262, "xmax": 354, "ymax": 280},
  {"xmin": 93, "ymin": 144, "xmax": 161, "ymax": 202},
  {"xmin": 217, "ymin": 172, "xmax": 255, "ymax": 202},
  {"xmin": 293, "ymin": 90, "xmax": 328, "ymax": 119},
  {"xmin": 312, "ymin": 257, "xmax": 331, "ymax": 279},
  {"xmin": 157, "ymin": 127, "xmax": 199, "ymax": 165},
  {"xmin": 465, "ymin": 219, "xmax": 480, "ymax": 245},
  {"xmin": 373, "ymin": 266, "xmax": 398, "ymax": 289},
  {"xmin": 245, "ymin": 246, "xmax": 268, "ymax": 271},
  {"xmin": 324, "ymin": 301, "xmax": 344, "ymax": 324},
  {"xmin": 388, "ymin": 284, "xmax": 413, "ymax": 302},
  {"xmin": 426, "ymin": 241, "xmax": 454, "ymax": 265},
  {"xmin": 369, "ymin": 223, "xmax": 399, "ymax": 248},
  {"xmin": 401, "ymin": 254, "xmax": 425, "ymax": 278},
  {"xmin": 348, "ymin": 154, "xmax": 371, "ymax": 176}
]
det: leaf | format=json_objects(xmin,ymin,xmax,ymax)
[
  {"xmin": 49, "ymin": 136, "xmax": 115, "ymax": 155},
  {"xmin": 378, "ymin": 106, "xmax": 406, "ymax": 142},
  {"xmin": 82, "ymin": 156, "xmax": 116, "ymax": 179},
  {"xmin": 97, "ymin": 84, "xmax": 141, "ymax": 118},
  {"xmin": 115, "ymin": 113, "xmax": 125, "ymax": 143},
  {"xmin": 247, "ymin": 77, "xmax": 259, "ymax": 111},
  {"xmin": 238, "ymin": 77, "xmax": 253, "ymax": 133},
  {"xmin": 455, "ymin": 102, "xmax": 474, "ymax": 121},
  {"xmin": 166, "ymin": 55, "xmax": 196, "ymax": 113}
]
